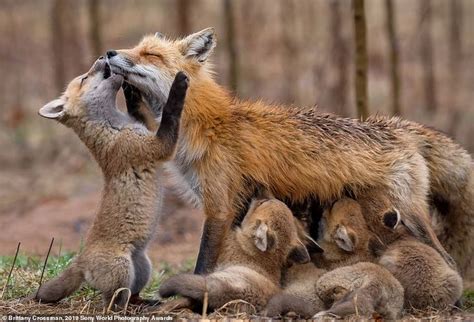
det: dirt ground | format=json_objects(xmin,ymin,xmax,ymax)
[{"xmin": 0, "ymin": 176, "xmax": 203, "ymax": 266}]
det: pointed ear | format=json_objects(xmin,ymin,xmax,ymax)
[
  {"xmin": 305, "ymin": 234, "xmax": 324, "ymax": 254},
  {"xmin": 383, "ymin": 208, "xmax": 401, "ymax": 230},
  {"xmin": 39, "ymin": 98, "xmax": 66, "ymax": 119},
  {"xmin": 368, "ymin": 236, "xmax": 386, "ymax": 257},
  {"xmin": 253, "ymin": 221, "xmax": 275, "ymax": 252},
  {"xmin": 179, "ymin": 28, "xmax": 216, "ymax": 62},
  {"xmin": 288, "ymin": 241, "xmax": 310, "ymax": 264},
  {"xmin": 334, "ymin": 225, "xmax": 356, "ymax": 252}
]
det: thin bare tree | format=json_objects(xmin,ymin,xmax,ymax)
[
  {"xmin": 280, "ymin": 0, "xmax": 298, "ymax": 104},
  {"xmin": 88, "ymin": 0, "xmax": 103, "ymax": 57},
  {"xmin": 385, "ymin": 0, "xmax": 401, "ymax": 116},
  {"xmin": 419, "ymin": 0, "xmax": 437, "ymax": 112},
  {"xmin": 353, "ymin": 0, "xmax": 369, "ymax": 119},
  {"xmin": 329, "ymin": 0, "xmax": 349, "ymax": 116},
  {"xmin": 177, "ymin": 0, "xmax": 192, "ymax": 36},
  {"xmin": 447, "ymin": 0, "xmax": 463, "ymax": 136},
  {"xmin": 223, "ymin": 0, "xmax": 239, "ymax": 93},
  {"xmin": 50, "ymin": 0, "xmax": 85, "ymax": 93},
  {"xmin": 51, "ymin": 0, "xmax": 67, "ymax": 94}
]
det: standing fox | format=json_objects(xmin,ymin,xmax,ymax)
[
  {"xmin": 107, "ymin": 28, "xmax": 473, "ymax": 276},
  {"xmin": 158, "ymin": 198, "xmax": 310, "ymax": 312},
  {"xmin": 34, "ymin": 58, "xmax": 189, "ymax": 308}
]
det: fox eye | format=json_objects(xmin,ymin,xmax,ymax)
[
  {"xmin": 144, "ymin": 52, "xmax": 163, "ymax": 60},
  {"xmin": 80, "ymin": 76, "xmax": 88, "ymax": 86}
]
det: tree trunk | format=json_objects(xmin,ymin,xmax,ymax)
[
  {"xmin": 385, "ymin": 0, "xmax": 401, "ymax": 116},
  {"xmin": 447, "ymin": 0, "xmax": 463, "ymax": 136},
  {"xmin": 177, "ymin": 0, "xmax": 191, "ymax": 36},
  {"xmin": 51, "ymin": 0, "xmax": 66, "ymax": 94},
  {"xmin": 280, "ymin": 0, "xmax": 298, "ymax": 104},
  {"xmin": 419, "ymin": 0, "xmax": 436, "ymax": 112},
  {"xmin": 88, "ymin": 0, "xmax": 103, "ymax": 58},
  {"xmin": 353, "ymin": 0, "xmax": 369, "ymax": 119},
  {"xmin": 223, "ymin": 0, "xmax": 239, "ymax": 93},
  {"xmin": 50, "ymin": 0, "xmax": 85, "ymax": 94},
  {"xmin": 329, "ymin": 0, "xmax": 348, "ymax": 116}
]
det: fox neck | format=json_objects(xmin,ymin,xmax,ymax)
[
  {"xmin": 63, "ymin": 116, "xmax": 114, "ymax": 171},
  {"xmin": 179, "ymin": 76, "xmax": 233, "ymax": 151}
]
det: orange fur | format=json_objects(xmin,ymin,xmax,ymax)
[{"xmin": 109, "ymin": 29, "xmax": 458, "ymax": 274}]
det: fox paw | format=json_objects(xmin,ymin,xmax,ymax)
[{"xmin": 168, "ymin": 72, "xmax": 189, "ymax": 100}]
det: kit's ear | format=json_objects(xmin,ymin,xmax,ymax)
[
  {"xmin": 39, "ymin": 98, "xmax": 66, "ymax": 119},
  {"xmin": 288, "ymin": 241, "xmax": 310, "ymax": 264},
  {"xmin": 253, "ymin": 221, "xmax": 276, "ymax": 252},
  {"xmin": 383, "ymin": 208, "xmax": 401, "ymax": 230},
  {"xmin": 334, "ymin": 225, "xmax": 356, "ymax": 252},
  {"xmin": 179, "ymin": 28, "xmax": 216, "ymax": 63}
]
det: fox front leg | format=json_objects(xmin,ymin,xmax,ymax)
[{"xmin": 153, "ymin": 72, "xmax": 189, "ymax": 159}]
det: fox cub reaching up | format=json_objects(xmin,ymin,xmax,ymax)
[
  {"xmin": 35, "ymin": 58, "xmax": 189, "ymax": 308},
  {"xmin": 158, "ymin": 198, "xmax": 310, "ymax": 313}
]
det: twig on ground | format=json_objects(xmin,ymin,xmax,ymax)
[
  {"xmin": 202, "ymin": 289, "xmax": 209, "ymax": 318},
  {"xmin": 354, "ymin": 293, "xmax": 359, "ymax": 316},
  {"xmin": 106, "ymin": 287, "xmax": 131, "ymax": 314},
  {"xmin": 36, "ymin": 237, "xmax": 54, "ymax": 298},
  {"xmin": 1, "ymin": 242, "xmax": 21, "ymax": 299}
]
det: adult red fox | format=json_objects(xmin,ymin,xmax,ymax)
[{"xmin": 107, "ymin": 28, "xmax": 472, "ymax": 277}]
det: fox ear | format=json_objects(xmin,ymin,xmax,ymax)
[
  {"xmin": 253, "ymin": 221, "xmax": 275, "ymax": 252},
  {"xmin": 288, "ymin": 241, "xmax": 310, "ymax": 264},
  {"xmin": 179, "ymin": 28, "xmax": 216, "ymax": 62},
  {"xmin": 155, "ymin": 32, "xmax": 165, "ymax": 39},
  {"xmin": 383, "ymin": 208, "xmax": 401, "ymax": 230},
  {"xmin": 39, "ymin": 98, "xmax": 66, "ymax": 119},
  {"xmin": 334, "ymin": 225, "xmax": 356, "ymax": 252}
]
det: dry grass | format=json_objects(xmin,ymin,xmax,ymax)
[{"xmin": 1, "ymin": 253, "xmax": 473, "ymax": 320}]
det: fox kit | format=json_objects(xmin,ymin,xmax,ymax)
[
  {"xmin": 366, "ymin": 116, "xmax": 474, "ymax": 279},
  {"xmin": 265, "ymin": 263, "xmax": 403, "ymax": 319},
  {"xmin": 314, "ymin": 198, "xmax": 384, "ymax": 270},
  {"xmin": 380, "ymin": 210, "xmax": 463, "ymax": 310},
  {"xmin": 265, "ymin": 262, "xmax": 326, "ymax": 318},
  {"xmin": 35, "ymin": 58, "xmax": 189, "ymax": 308},
  {"xmin": 108, "ymin": 28, "xmax": 466, "ymax": 275},
  {"xmin": 314, "ymin": 262, "xmax": 404, "ymax": 319},
  {"xmin": 265, "ymin": 199, "xmax": 398, "ymax": 318},
  {"xmin": 158, "ymin": 198, "xmax": 310, "ymax": 313},
  {"xmin": 318, "ymin": 198, "xmax": 462, "ymax": 310}
]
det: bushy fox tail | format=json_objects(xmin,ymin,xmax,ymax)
[
  {"xmin": 35, "ymin": 262, "xmax": 84, "ymax": 303},
  {"xmin": 431, "ymin": 166, "xmax": 474, "ymax": 279},
  {"xmin": 414, "ymin": 128, "xmax": 473, "ymax": 278},
  {"xmin": 368, "ymin": 116, "xmax": 474, "ymax": 278}
]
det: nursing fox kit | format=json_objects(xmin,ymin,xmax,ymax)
[
  {"xmin": 35, "ymin": 58, "xmax": 189, "ymax": 308},
  {"xmin": 108, "ymin": 28, "xmax": 473, "ymax": 277},
  {"xmin": 159, "ymin": 198, "xmax": 310, "ymax": 312}
]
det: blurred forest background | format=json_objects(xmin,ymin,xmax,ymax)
[{"xmin": 0, "ymin": 0, "xmax": 473, "ymax": 265}]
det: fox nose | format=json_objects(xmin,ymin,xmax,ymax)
[{"xmin": 106, "ymin": 50, "xmax": 117, "ymax": 58}]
